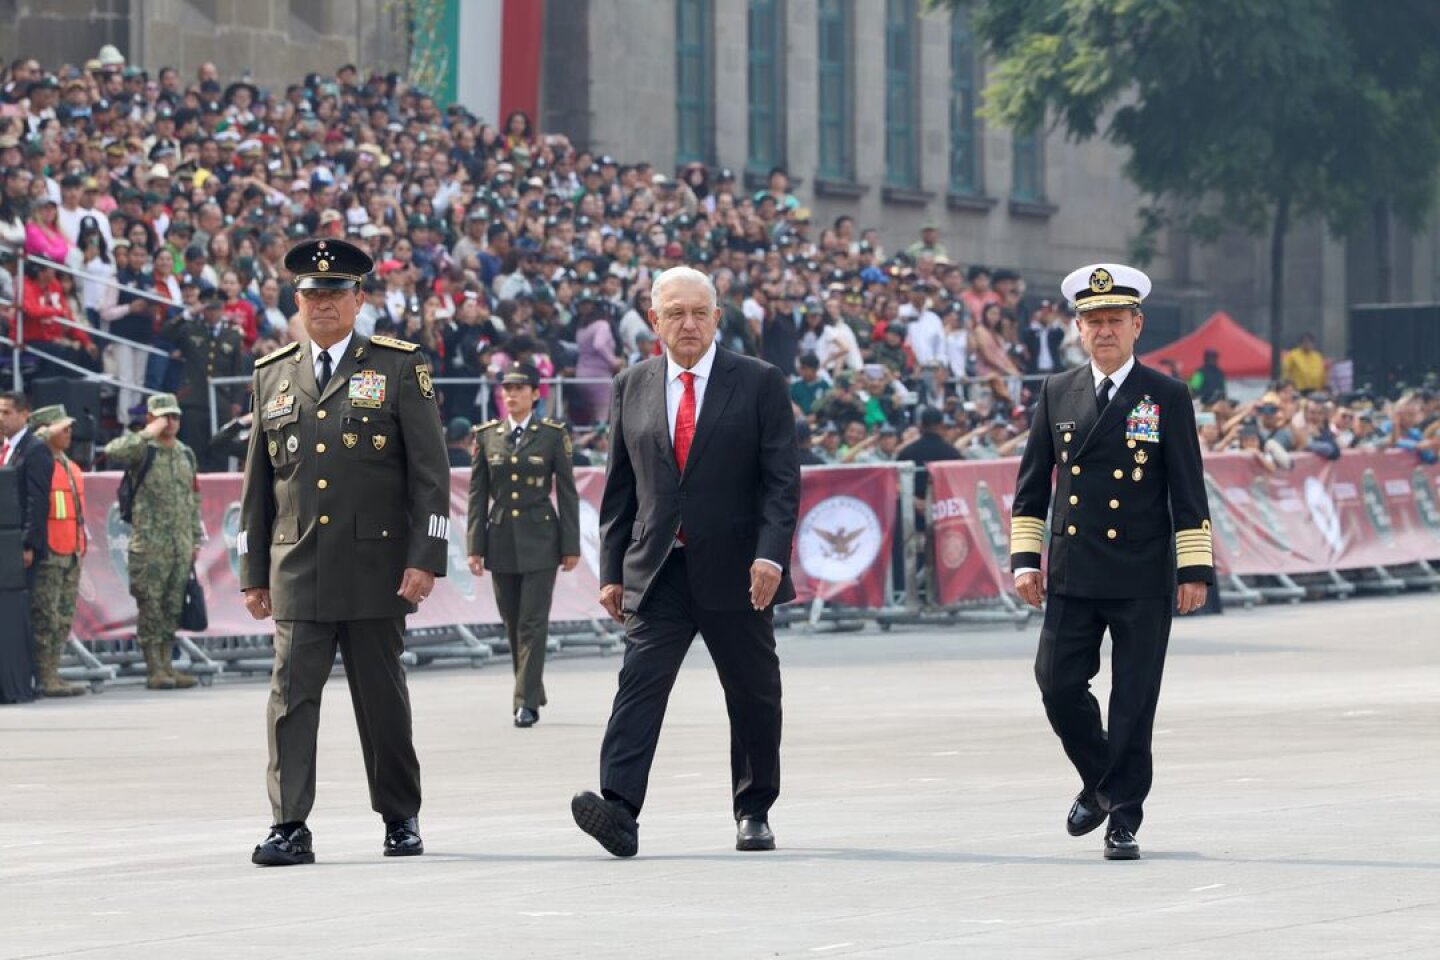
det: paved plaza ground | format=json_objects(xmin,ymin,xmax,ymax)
[{"xmin": 2, "ymin": 593, "xmax": 1438, "ymax": 959}]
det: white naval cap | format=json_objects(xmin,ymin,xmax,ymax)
[{"xmin": 1060, "ymin": 263, "xmax": 1152, "ymax": 312}]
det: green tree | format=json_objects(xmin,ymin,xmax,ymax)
[{"xmin": 940, "ymin": 0, "xmax": 1440, "ymax": 377}]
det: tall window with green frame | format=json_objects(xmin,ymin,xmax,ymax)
[
  {"xmin": 747, "ymin": 0, "xmax": 785, "ymax": 172},
  {"xmin": 676, "ymin": 0, "xmax": 713, "ymax": 165},
  {"xmin": 816, "ymin": 0, "xmax": 853, "ymax": 180},
  {"xmin": 949, "ymin": 9, "xmax": 979, "ymax": 195},
  {"xmin": 884, "ymin": 0, "xmax": 918, "ymax": 186},
  {"xmin": 1012, "ymin": 130, "xmax": 1045, "ymax": 202}
]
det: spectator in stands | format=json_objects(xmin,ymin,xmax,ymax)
[
  {"xmin": 906, "ymin": 222, "xmax": 948, "ymax": 261},
  {"xmin": 813, "ymin": 421, "xmax": 842, "ymax": 463},
  {"xmin": 24, "ymin": 195, "xmax": 69, "ymax": 263},
  {"xmin": 1189, "ymin": 348, "xmax": 1227, "ymax": 403},
  {"xmin": 445, "ymin": 417, "xmax": 474, "ymax": 468},
  {"xmin": 794, "ymin": 420, "xmax": 825, "ymax": 466},
  {"xmin": 960, "ymin": 265, "xmax": 1000, "ymax": 323},
  {"xmin": 1281, "ymin": 332, "xmax": 1327, "ymax": 392},
  {"xmin": 902, "ymin": 280, "xmax": 944, "ymax": 369},
  {"xmin": 1388, "ymin": 391, "xmax": 1440, "ymax": 463},
  {"xmin": 789, "ymin": 353, "xmax": 828, "ymax": 415},
  {"xmin": 972, "ymin": 302, "xmax": 1021, "ymax": 403},
  {"xmin": 1022, "ymin": 300, "xmax": 1066, "ymax": 376},
  {"xmin": 813, "ymin": 373, "xmax": 865, "ymax": 429},
  {"xmin": 21, "ymin": 260, "xmax": 98, "ymax": 375}
]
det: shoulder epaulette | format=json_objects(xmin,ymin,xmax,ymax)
[
  {"xmin": 474, "ymin": 419, "xmax": 501, "ymax": 433},
  {"xmin": 254, "ymin": 341, "xmax": 300, "ymax": 368},
  {"xmin": 370, "ymin": 335, "xmax": 420, "ymax": 353},
  {"xmin": 541, "ymin": 418, "xmax": 567, "ymax": 430}
]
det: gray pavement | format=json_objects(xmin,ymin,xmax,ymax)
[{"xmin": 2, "ymin": 594, "xmax": 1438, "ymax": 959}]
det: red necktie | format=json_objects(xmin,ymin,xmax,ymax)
[
  {"xmin": 674, "ymin": 371, "xmax": 696, "ymax": 471},
  {"xmin": 0, "ymin": 438, "xmax": 9, "ymax": 465}
]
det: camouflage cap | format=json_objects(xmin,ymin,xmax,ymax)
[
  {"xmin": 148, "ymin": 393, "xmax": 182, "ymax": 416},
  {"xmin": 29, "ymin": 404, "xmax": 75, "ymax": 433}
]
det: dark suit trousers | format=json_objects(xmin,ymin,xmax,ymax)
[
  {"xmin": 1034, "ymin": 594, "xmax": 1171, "ymax": 833},
  {"xmin": 600, "ymin": 550, "xmax": 783, "ymax": 820},
  {"xmin": 267, "ymin": 617, "xmax": 421, "ymax": 824}
]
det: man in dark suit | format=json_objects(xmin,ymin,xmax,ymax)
[
  {"xmin": 1011, "ymin": 263, "xmax": 1213, "ymax": 861},
  {"xmin": 572, "ymin": 266, "xmax": 801, "ymax": 858},
  {"xmin": 0, "ymin": 391, "xmax": 53, "ymax": 588}
]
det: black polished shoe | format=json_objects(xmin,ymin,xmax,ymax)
[
  {"xmin": 251, "ymin": 822, "xmax": 314, "ymax": 866},
  {"xmin": 383, "ymin": 817, "xmax": 424, "ymax": 857},
  {"xmin": 1104, "ymin": 827, "xmax": 1141, "ymax": 860},
  {"xmin": 1067, "ymin": 792, "xmax": 1107, "ymax": 837},
  {"xmin": 736, "ymin": 816, "xmax": 776, "ymax": 851},
  {"xmin": 514, "ymin": 707, "xmax": 538, "ymax": 728},
  {"xmin": 571, "ymin": 790, "xmax": 638, "ymax": 858}
]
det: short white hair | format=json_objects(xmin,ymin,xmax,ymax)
[{"xmin": 650, "ymin": 265, "xmax": 716, "ymax": 311}]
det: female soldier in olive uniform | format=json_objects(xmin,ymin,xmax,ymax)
[{"xmin": 467, "ymin": 362, "xmax": 580, "ymax": 726}]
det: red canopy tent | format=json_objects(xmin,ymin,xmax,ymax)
[{"xmin": 1141, "ymin": 311, "xmax": 1272, "ymax": 378}]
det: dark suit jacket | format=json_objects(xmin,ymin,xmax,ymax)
[
  {"xmin": 1022, "ymin": 323, "xmax": 1067, "ymax": 374},
  {"xmin": 1010, "ymin": 361, "xmax": 1213, "ymax": 599},
  {"xmin": 10, "ymin": 430, "xmax": 53, "ymax": 562},
  {"xmin": 600, "ymin": 345, "xmax": 801, "ymax": 612}
]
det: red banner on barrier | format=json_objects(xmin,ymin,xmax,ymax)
[
  {"xmin": 788, "ymin": 465, "xmax": 897, "ymax": 606},
  {"xmin": 926, "ymin": 450, "xmax": 1440, "ymax": 606},
  {"xmin": 70, "ymin": 464, "xmax": 901, "ymax": 640}
]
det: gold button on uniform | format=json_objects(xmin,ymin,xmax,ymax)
[
  {"xmin": 1063, "ymin": 432, "xmax": 1072, "ymax": 442},
  {"xmin": 511, "ymin": 491, "xmax": 519, "ymax": 499},
  {"xmin": 511, "ymin": 509, "xmax": 520, "ymax": 517},
  {"xmin": 1106, "ymin": 529, "xmax": 1117, "ymax": 539},
  {"xmin": 316, "ymin": 443, "xmax": 326, "ymax": 453},
  {"xmin": 317, "ymin": 410, "xmax": 327, "ymax": 420},
  {"xmin": 1066, "ymin": 525, "xmax": 1077, "ymax": 535},
  {"xmin": 319, "ymin": 515, "xmax": 330, "ymax": 525},
  {"xmin": 1126, "ymin": 439, "xmax": 1136, "ymax": 448},
  {"xmin": 1071, "ymin": 465, "xmax": 1081, "ymax": 475},
  {"xmin": 317, "ymin": 479, "xmax": 328, "ymax": 489},
  {"xmin": 1069, "ymin": 495, "xmax": 1079, "ymax": 505},
  {"xmin": 511, "ymin": 474, "xmax": 519, "ymax": 481},
  {"xmin": 1113, "ymin": 469, "xmax": 1123, "ymax": 479},
  {"xmin": 382, "ymin": 530, "xmax": 389, "ymax": 538},
  {"xmin": 1109, "ymin": 499, "xmax": 1119, "ymax": 509}
]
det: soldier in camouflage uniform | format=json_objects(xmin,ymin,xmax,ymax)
[
  {"xmin": 28, "ymin": 405, "xmax": 87, "ymax": 697},
  {"xmin": 102, "ymin": 393, "xmax": 204, "ymax": 690},
  {"xmin": 467, "ymin": 362, "xmax": 581, "ymax": 727}
]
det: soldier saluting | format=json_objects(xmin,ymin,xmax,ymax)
[
  {"xmin": 466, "ymin": 362, "xmax": 581, "ymax": 727},
  {"xmin": 1010, "ymin": 263, "xmax": 1212, "ymax": 862},
  {"xmin": 239, "ymin": 237, "xmax": 451, "ymax": 867}
]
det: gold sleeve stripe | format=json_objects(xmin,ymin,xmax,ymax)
[
  {"xmin": 1176, "ymin": 528, "xmax": 1212, "ymax": 538},
  {"xmin": 1176, "ymin": 550, "xmax": 1214, "ymax": 567},
  {"xmin": 1011, "ymin": 517, "xmax": 1046, "ymax": 554}
]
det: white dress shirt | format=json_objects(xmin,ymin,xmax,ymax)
[
  {"xmin": 311, "ymin": 331, "xmax": 354, "ymax": 388},
  {"xmin": 1013, "ymin": 353, "xmax": 1137, "ymax": 582},
  {"xmin": 662, "ymin": 338, "xmax": 779, "ymax": 572},
  {"xmin": 505, "ymin": 414, "xmax": 533, "ymax": 437}
]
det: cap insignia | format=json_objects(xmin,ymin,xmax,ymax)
[{"xmin": 1089, "ymin": 268, "xmax": 1114, "ymax": 293}]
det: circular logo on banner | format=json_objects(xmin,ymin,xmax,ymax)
[
  {"xmin": 579, "ymin": 498, "xmax": 602, "ymax": 579},
  {"xmin": 939, "ymin": 530, "xmax": 971, "ymax": 570},
  {"xmin": 1303, "ymin": 476, "xmax": 1344, "ymax": 554},
  {"xmin": 222, "ymin": 502, "xmax": 243, "ymax": 579},
  {"xmin": 106, "ymin": 502, "xmax": 131, "ymax": 586},
  {"xmin": 796, "ymin": 495, "xmax": 883, "ymax": 583}
]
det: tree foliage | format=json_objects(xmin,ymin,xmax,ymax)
[{"xmin": 938, "ymin": 0, "xmax": 1440, "ymax": 371}]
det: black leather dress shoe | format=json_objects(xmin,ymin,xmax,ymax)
[
  {"xmin": 383, "ymin": 817, "xmax": 424, "ymax": 857},
  {"xmin": 1104, "ymin": 827, "xmax": 1141, "ymax": 860},
  {"xmin": 251, "ymin": 822, "xmax": 314, "ymax": 866},
  {"xmin": 1067, "ymin": 792, "xmax": 1107, "ymax": 837},
  {"xmin": 514, "ymin": 707, "xmax": 538, "ymax": 728},
  {"xmin": 571, "ymin": 790, "xmax": 638, "ymax": 858},
  {"xmin": 736, "ymin": 817, "xmax": 775, "ymax": 851}
]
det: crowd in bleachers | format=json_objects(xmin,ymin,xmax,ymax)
[{"xmin": 0, "ymin": 50, "xmax": 1436, "ymax": 470}]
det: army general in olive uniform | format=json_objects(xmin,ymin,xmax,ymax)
[
  {"xmin": 467, "ymin": 362, "xmax": 580, "ymax": 727},
  {"xmin": 239, "ymin": 238, "xmax": 450, "ymax": 867}
]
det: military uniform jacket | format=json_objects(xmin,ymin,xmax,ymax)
[
  {"xmin": 162, "ymin": 314, "xmax": 245, "ymax": 411},
  {"xmin": 467, "ymin": 417, "xmax": 580, "ymax": 574},
  {"xmin": 238, "ymin": 335, "xmax": 451, "ymax": 621},
  {"xmin": 1010, "ymin": 361, "xmax": 1213, "ymax": 598}
]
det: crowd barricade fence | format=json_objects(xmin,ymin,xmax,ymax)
[{"xmin": 55, "ymin": 449, "xmax": 1440, "ymax": 687}]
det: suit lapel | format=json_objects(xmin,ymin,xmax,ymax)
[
  {"xmin": 319, "ymin": 336, "xmax": 366, "ymax": 405},
  {"xmin": 1065, "ymin": 367, "xmax": 1099, "ymax": 449},
  {"xmin": 291, "ymin": 341, "xmax": 319, "ymax": 401},
  {"xmin": 1076, "ymin": 361, "xmax": 1145, "ymax": 460},
  {"xmin": 649, "ymin": 360, "xmax": 680, "ymax": 479},
  {"xmin": 682, "ymin": 347, "xmax": 736, "ymax": 480}
]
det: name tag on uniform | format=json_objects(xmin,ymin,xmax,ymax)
[
  {"xmin": 348, "ymin": 370, "xmax": 387, "ymax": 409},
  {"xmin": 263, "ymin": 394, "xmax": 294, "ymax": 420},
  {"xmin": 488, "ymin": 455, "xmax": 506, "ymax": 465},
  {"xmin": 1126, "ymin": 398, "xmax": 1161, "ymax": 443},
  {"xmin": 1055, "ymin": 421, "xmax": 1076, "ymax": 431}
]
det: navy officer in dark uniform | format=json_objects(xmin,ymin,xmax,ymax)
[{"xmin": 1010, "ymin": 263, "xmax": 1212, "ymax": 861}]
